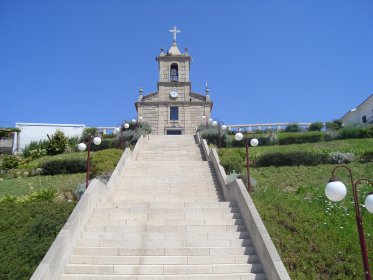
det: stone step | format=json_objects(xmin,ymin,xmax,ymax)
[
  {"xmin": 82, "ymin": 230, "xmax": 249, "ymax": 240},
  {"xmin": 92, "ymin": 207, "xmax": 240, "ymax": 214},
  {"xmin": 96, "ymin": 201, "xmax": 236, "ymax": 209},
  {"xmin": 60, "ymin": 273, "xmax": 266, "ymax": 280},
  {"xmin": 87, "ymin": 218, "xmax": 244, "ymax": 227},
  {"xmin": 117, "ymin": 184, "xmax": 220, "ymax": 189},
  {"xmin": 63, "ymin": 263, "xmax": 263, "ymax": 275},
  {"xmin": 113, "ymin": 190, "xmax": 223, "ymax": 196},
  {"xmin": 110, "ymin": 198, "xmax": 223, "ymax": 203},
  {"xmin": 84, "ymin": 225, "xmax": 247, "ymax": 234},
  {"xmin": 69, "ymin": 254, "xmax": 259, "ymax": 265},
  {"xmin": 73, "ymin": 246, "xmax": 256, "ymax": 256},
  {"xmin": 90, "ymin": 211, "xmax": 240, "ymax": 220},
  {"xmin": 77, "ymin": 238, "xmax": 253, "ymax": 248}
]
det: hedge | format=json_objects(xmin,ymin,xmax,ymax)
[
  {"xmin": 41, "ymin": 158, "xmax": 86, "ymax": 175},
  {"xmin": 253, "ymin": 151, "xmax": 330, "ymax": 167}
]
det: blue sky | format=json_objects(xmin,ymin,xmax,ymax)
[{"xmin": 0, "ymin": 0, "xmax": 372, "ymax": 127}]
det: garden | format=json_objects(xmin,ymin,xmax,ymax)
[
  {"xmin": 0, "ymin": 122, "xmax": 150, "ymax": 280},
  {"xmin": 199, "ymin": 121, "xmax": 373, "ymax": 279}
]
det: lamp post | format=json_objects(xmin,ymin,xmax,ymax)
[
  {"xmin": 325, "ymin": 165, "xmax": 373, "ymax": 280},
  {"xmin": 211, "ymin": 118, "xmax": 227, "ymax": 148},
  {"xmin": 78, "ymin": 136, "xmax": 102, "ymax": 189},
  {"xmin": 115, "ymin": 122, "xmax": 130, "ymax": 150},
  {"xmin": 234, "ymin": 132, "xmax": 258, "ymax": 192}
]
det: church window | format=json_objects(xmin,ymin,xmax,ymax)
[
  {"xmin": 170, "ymin": 107, "xmax": 179, "ymax": 120},
  {"xmin": 170, "ymin": 63, "xmax": 178, "ymax": 81}
]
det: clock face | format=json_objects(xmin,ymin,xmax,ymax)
[{"xmin": 170, "ymin": 90, "xmax": 178, "ymax": 98}]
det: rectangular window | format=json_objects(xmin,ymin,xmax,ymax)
[{"xmin": 170, "ymin": 107, "xmax": 179, "ymax": 121}]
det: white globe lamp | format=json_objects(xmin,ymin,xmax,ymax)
[
  {"xmin": 78, "ymin": 143, "xmax": 87, "ymax": 151},
  {"xmin": 124, "ymin": 123, "xmax": 130, "ymax": 129},
  {"xmin": 93, "ymin": 137, "xmax": 101, "ymax": 146},
  {"xmin": 212, "ymin": 120, "xmax": 218, "ymax": 127},
  {"xmin": 325, "ymin": 180, "xmax": 347, "ymax": 202},
  {"xmin": 235, "ymin": 132, "xmax": 244, "ymax": 141},
  {"xmin": 221, "ymin": 125, "xmax": 227, "ymax": 131},
  {"xmin": 250, "ymin": 138, "xmax": 259, "ymax": 147},
  {"xmin": 114, "ymin": 127, "xmax": 120, "ymax": 134},
  {"xmin": 364, "ymin": 194, "xmax": 373, "ymax": 214},
  {"xmin": 131, "ymin": 119, "xmax": 136, "ymax": 124}
]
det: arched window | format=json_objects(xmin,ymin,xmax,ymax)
[{"xmin": 170, "ymin": 63, "xmax": 178, "ymax": 81}]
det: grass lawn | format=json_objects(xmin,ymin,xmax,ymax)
[
  {"xmin": 0, "ymin": 201, "xmax": 76, "ymax": 280},
  {"xmin": 0, "ymin": 173, "xmax": 85, "ymax": 197},
  {"xmin": 217, "ymin": 138, "xmax": 373, "ymax": 278}
]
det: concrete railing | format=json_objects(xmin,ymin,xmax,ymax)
[
  {"xmin": 31, "ymin": 135, "xmax": 147, "ymax": 280},
  {"xmin": 197, "ymin": 134, "xmax": 290, "ymax": 280}
]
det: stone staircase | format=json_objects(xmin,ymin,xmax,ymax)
[{"xmin": 60, "ymin": 135, "xmax": 266, "ymax": 280}]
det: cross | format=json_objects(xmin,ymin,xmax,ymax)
[{"xmin": 169, "ymin": 26, "xmax": 181, "ymax": 42}]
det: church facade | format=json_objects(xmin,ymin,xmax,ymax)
[{"xmin": 135, "ymin": 27, "xmax": 213, "ymax": 135}]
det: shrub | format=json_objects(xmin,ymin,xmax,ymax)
[
  {"xmin": 278, "ymin": 132, "xmax": 325, "ymax": 145},
  {"xmin": 41, "ymin": 158, "xmax": 86, "ymax": 175},
  {"xmin": 81, "ymin": 127, "xmax": 98, "ymax": 142},
  {"xmin": 91, "ymin": 149, "xmax": 123, "ymax": 177},
  {"xmin": 254, "ymin": 150, "xmax": 329, "ymax": 167},
  {"xmin": 219, "ymin": 151, "xmax": 244, "ymax": 174},
  {"xmin": 47, "ymin": 130, "xmax": 68, "ymax": 156},
  {"xmin": 198, "ymin": 127, "xmax": 229, "ymax": 147},
  {"xmin": 339, "ymin": 125, "xmax": 372, "ymax": 139},
  {"xmin": 326, "ymin": 119, "xmax": 342, "ymax": 130},
  {"xmin": 360, "ymin": 151, "xmax": 373, "ymax": 163},
  {"xmin": 139, "ymin": 122, "xmax": 152, "ymax": 134},
  {"xmin": 1, "ymin": 155, "xmax": 22, "ymax": 170},
  {"xmin": 23, "ymin": 140, "xmax": 49, "ymax": 157},
  {"xmin": 285, "ymin": 124, "xmax": 301, "ymax": 132},
  {"xmin": 90, "ymin": 138, "xmax": 118, "ymax": 151},
  {"xmin": 308, "ymin": 122, "xmax": 323, "ymax": 131}
]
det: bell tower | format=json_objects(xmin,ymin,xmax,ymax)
[{"xmin": 135, "ymin": 27, "xmax": 213, "ymax": 135}]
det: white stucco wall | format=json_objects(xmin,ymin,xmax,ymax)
[{"xmin": 15, "ymin": 123, "xmax": 86, "ymax": 152}]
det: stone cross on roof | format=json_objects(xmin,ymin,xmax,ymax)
[{"xmin": 169, "ymin": 26, "xmax": 181, "ymax": 42}]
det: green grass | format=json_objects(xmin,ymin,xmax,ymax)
[
  {"xmin": 217, "ymin": 138, "xmax": 373, "ymax": 278},
  {"xmin": 0, "ymin": 173, "xmax": 85, "ymax": 197},
  {"xmin": 0, "ymin": 201, "xmax": 75, "ymax": 280}
]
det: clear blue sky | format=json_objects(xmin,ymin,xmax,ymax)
[{"xmin": 1, "ymin": 0, "xmax": 372, "ymax": 127}]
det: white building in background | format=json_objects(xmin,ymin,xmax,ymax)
[
  {"xmin": 15, "ymin": 123, "xmax": 86, "ymax": 152},
  {"xmin": 340, "ymin": 94, "xmax": 373, "ymax": 125}
]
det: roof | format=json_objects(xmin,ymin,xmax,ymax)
[
  {"xmin": 168, "ymin": 42, "xmax": 181, "ymax": 55},
  {"xmin": 340, "ymin": 94, "xmax": 373, "ymax": 121}
]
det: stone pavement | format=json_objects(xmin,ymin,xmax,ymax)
[{"xmin": 60, "ymin": 135, "xmax": 266, "ymax": 279}]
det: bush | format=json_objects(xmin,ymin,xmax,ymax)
[
  {"xmin": 1, "ymin": 155, "xmax": 22, "ymax": 170},
  {"xmin": 285, "ymin": 124, "xmax": 301, "ymax": 132},
  {"xmin": 91, "ymin": 149, "xmax": 123, "ymax": 177},
  {"xmin": 47, "ymin": 130, "xmax": 68, "ymax": 156},
  {"xmin": 219, "ymin": 151, "xmax": 244, "ymax": 174},
  {"xmin": 81, "ymin": 127, "xmax": 98, "ymax": 142},
  {"xmin": 278, "ymin": 132, "xmax": 325, "ymax": 145},
  {"xmin": 41, "ymin": 158, "xmax": 86, "ymax": 175},
  {"xmin": 90, "ymin": 138, "xmax": 118, "ymax": 151},
  {"xmin": 339, "ymin": 125, "xmax": 372, "ymax": 139},
  {"xmin": 22, "ymin": 140, "xmax": 49, "ymax": 158},
  {"xmin": 308, "ymin": 122, "xmax": 323, "ymax": 131},
  {"xmin": 360, "ymin": 151, "xmax": 373, "ymax": 163},
  {"xmin": 326, "ymin": 119, "xmax": 342, "ymax": 130},
  {"xmin": 254, "ymin": 150, "xmax": 329, "ymax": 167}
]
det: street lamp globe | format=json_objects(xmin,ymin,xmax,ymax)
[
  {"xmin": 78, "ymin": 143, "xmax": 87, "ymax": 151},
  {"xmin": 235, "ymin": 132, "xmax": 244, "ymax": 141},
  {"xmin": 250, "ymin": 138, "xmax": 259, "ymax": 147},
  {"xmin": 221, "ymin": 125, "xmax": 227, "ymax": 131},
  {"xmin": 325, "ymin": 180, "xmax": 347, "ymax": 202},
  {"xmin": 124, "ymin": 123, "xmax": 130, "ymax": 129},
  {"xmin": 212, "ymin": 120, "xmax": 218, "ymax": 127},
  {"xmin": 114, "ymin": 127, "xmax": 120, "ymax": 134},
  {"xmin": 365, "ymin": 194, "xmax": 373, "ymax": 214},
  {"xmin": 201, "ymin": 115, "xmax": 206, "ymax": 120},
  {"xmin": 131, "ymin": 119, "xmax": 136, "ymax": 124},
  {"xmin": 93, "ymin": 137, "xmax": 102, "ymax": 145},
  {"xmin": 208, "ymin": 118, "xmax": 212, "ymax": 123}
]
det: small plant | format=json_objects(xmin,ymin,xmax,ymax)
[
  {"xmin": 30, "ymin": 188, "xmax": 58, "ymax": 202},
  {"xmin": 47, "ymin": 130, "xmax": 68, "ymax": 156},
  {"xmin": 22, "ymin": 140, "xmax": 49, "ymax": 157},
  {"xmin": 1, "ymin": 194, "xmax": 17, "ymax": 203},
  {"xmin": 325, "ymin": 119, "xmax": 342, "ymax": 130}
]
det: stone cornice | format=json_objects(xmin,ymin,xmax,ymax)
[
  {"xmin": 157, "ymin": 82, "xmax": 191, "ymax": 87},
  {"xmin": 156, "ymin": 55, "xmax": 191, "ymax": 61}
]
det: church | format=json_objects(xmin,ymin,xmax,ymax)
[{"xmin": 135, "ymin": 27, "xmax": 213, "ymax": 135}]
